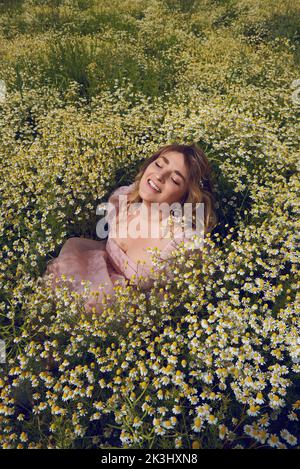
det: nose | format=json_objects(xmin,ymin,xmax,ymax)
[
  {"xmin": 156, "ymin": 171, "xmax": 166, "ymax": 182},
  {"xmin": 156, "ymin": 174, "xmax": 165, "ymax": 187}
]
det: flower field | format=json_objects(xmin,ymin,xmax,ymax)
[{"xmin": 0, "ymin": 0, "xmax": 299, "ymax": 449}]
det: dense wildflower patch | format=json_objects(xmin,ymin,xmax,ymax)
[{"xmin": 0, "ymin": 0, "xmax": 299, "ymax": 449}]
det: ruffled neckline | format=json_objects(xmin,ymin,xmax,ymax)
[{"xmin": 107, "ymin": 234, "xmax": 178, "ymax": 270}]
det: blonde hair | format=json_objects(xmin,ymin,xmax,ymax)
[{"xmin": 124, "ymin": 142, "xmax": 218, "ymax": 235}]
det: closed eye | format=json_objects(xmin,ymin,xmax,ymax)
[{"xmin": 155, "ymin": 162, "xmax": 180, "ymax": 185}]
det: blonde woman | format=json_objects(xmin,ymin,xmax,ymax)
[{"xmin": 43, "ymin": 142, "xmax": 217, "ymax": 314}]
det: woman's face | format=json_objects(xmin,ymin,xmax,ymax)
[{"xmin": 139, "ymin": 151, "xmax": 189, "ymax": 205}]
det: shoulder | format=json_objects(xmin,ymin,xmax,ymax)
[
  {"xmin": 162, "ymin": 226, "xmax": 205, "ymax": 257},
  {"xmin": 182, "ymin": 227, "xmax": 205, "ymax": 250}
]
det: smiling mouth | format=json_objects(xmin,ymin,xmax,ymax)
[{"xmin": 147, "ymin": 178, "xmax": 161, "ymax": 193}]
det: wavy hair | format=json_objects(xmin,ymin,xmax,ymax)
[{"xmin": 124, "ymin": 142, "xmax": 218, "ymax": 235}]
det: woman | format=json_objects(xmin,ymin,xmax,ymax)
[{"xmin": 42, "ymin": 142, "xmax": 217, "ymax": 314}]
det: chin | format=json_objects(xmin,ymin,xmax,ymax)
[
  {"xmin": 138, "ymin": 180, "xmax": 160, "ymax": 201},
  {"xmin": 138, "ymin": 188, "xmax": 155, "ymax": 202}
]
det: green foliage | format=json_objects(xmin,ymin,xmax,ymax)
[
  {"xmin": 163, "ymin": 0, "xmax": 198, "ymax": 13},
  {"xmin": 0, "ymin": 0, "xmax": 299, "ymax": 450}
]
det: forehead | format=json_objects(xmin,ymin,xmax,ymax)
[{"xmin": 158, "ymin": 151, "xmax": 188, "ymax": 173}]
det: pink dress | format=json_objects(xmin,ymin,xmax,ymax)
[{"xmin": 42, "ymin": 184, "xmax": 203, "ymax": 314}]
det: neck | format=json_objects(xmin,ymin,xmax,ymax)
[{"xmin": 139, "ymin": 200, "xmax": 171, "ymax": 223}]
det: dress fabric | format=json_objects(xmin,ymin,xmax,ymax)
[{"xmin": 42, "ymin": 183, "xmax": 203, "ymax": 314}]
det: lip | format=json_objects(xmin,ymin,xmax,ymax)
[{"xmin": 147, "ymin": 178, "xmax": 161, "ymax": 193}]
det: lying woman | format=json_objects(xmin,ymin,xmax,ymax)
[{"xmin": 42, "ymin": 142, "xmax": 217, "ymax": 314}]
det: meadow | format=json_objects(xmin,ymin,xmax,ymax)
[{"xmin": 0, "ymin": 0, "xmax": 299, "ymax": 449}]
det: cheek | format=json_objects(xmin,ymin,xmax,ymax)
[
  {"xmin": 171, "ymin": 181, "xmax": 185, "ymax": 194},
  {"xmin": 166, "ymin": 184, "xmax": 185, "ymax": 201},
  {"xmin": 143, "ymin": 169, "xmax": 152, "ymax": 180},
  {"xmin": 141, "ymin": 172, "xmax": 149, "ymax": 185}
]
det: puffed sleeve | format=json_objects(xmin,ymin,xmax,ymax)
[
  {"xmin": 105, "ymin": 183, "xmax": 135, "ymax": 236},
  {"xmin": 108, "ymin": 184, "xmax": 132, "ymax": 207}
]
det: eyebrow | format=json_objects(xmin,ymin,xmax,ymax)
[{"xmin": 159, "ymin": 155, "xmax": 187, "ymax": 182}]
